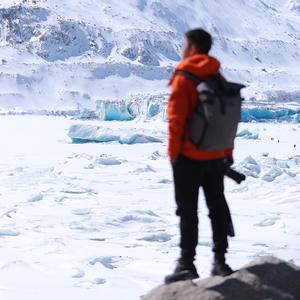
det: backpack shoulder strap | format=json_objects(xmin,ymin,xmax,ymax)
[
  {"xmin": 174, "ymin": 70, "xmax": 204, "ymax": 84},
  {"xmin": 174, "ymin": 70, "xmax": 222, "ymax": 84}
]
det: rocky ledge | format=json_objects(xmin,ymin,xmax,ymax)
[{"xmin": 143, "ymin": 256, "xmax": 300, "ymax": 300}]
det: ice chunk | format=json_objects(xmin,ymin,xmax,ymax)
[
  {"xmin": 86, "ymin": 155, "xmax": 123, "ymax": 168},
  {"xmin": 94, "ymin": 96, "xmax": 168, "ymax": 121},
  {"xmin": 242, "ymin": 108, "xmax": 273, "ymax": 121},
  {"xmin": 68, "ymin": 124, "xmax": 163, "ymax": 144},
  {"xmin": 117, "ymin": 210, "xmax": 160, "ymax": 223},
  {"xmin": 96, "ymin": 100, "xmax": 133, "ymax": 121},
  {"xmin": 132, "ymin": 165, "xmax": 156, "ymax": 173},
  {"xmin": 236, "ymin": 129, "xmax": 259, "ymax": 139},
  {"xmin": 262, "ymin": 166, "xmax": 283, "ymax": 182},
  {"xmin": 120, "ymin": 134, "xmax": 162, "ymax": 144},
  {"xmin": 138, "ymin": 232, "xmax": 172, "ymax": 243},
  {"xmin": 147, "ymin": 101, "xmax": 161, "ymax": 118},
  {"xmin": 68, "ymin": 124, "xmax": 120, "ymax": 143},
  {"xmin": 276, "ymin": 160, "xmax": 290, "ymax": 169},
  {"xmin": 89, "ymin": 256, "xmax": 118, "ymax": 269},
  {"xmin": 28, "ymin": 193, "xmax": 44, "ymax": 202},
  {"xmin": 238, "ymin": 156, "xmax": 261, "ymax": 177},
  {"xmin": 116, "ymin": 211, "xmax": 159, "ymax": 224},
  {"xmin": 241, "ymin": 108, "xmax": 300, "ymax": 123},
  {"xmin": 284, "ymin": 170, "xmax": 297, "ymax": 177}
]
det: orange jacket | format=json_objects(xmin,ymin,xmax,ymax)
[{"xmin": 167, "ymin": 53, "xmax": 233, "ymax": 161}]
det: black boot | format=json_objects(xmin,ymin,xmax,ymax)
[
  {"xmin": 164, "ymin": 259, "xmax": 199, "ymax": 284},
  {"xmin": 211, "ymin": 253, "xmax": 234, "ymax": 277}
]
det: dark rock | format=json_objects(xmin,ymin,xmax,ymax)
[{"xmin": 143, "ymin": 256, "xmax": 300, "ymax": 300}]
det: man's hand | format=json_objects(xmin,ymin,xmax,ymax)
[
  {"xmin": 171, "ymin": 158, "xmax": 177, "ymax": 166},
  {"xmin": 170, "ymin": 155, "xmax": 179, "ymax": 166},
  {"xmin": 224, "ymin": 156, "xmax": 233, "ymax": 166}
]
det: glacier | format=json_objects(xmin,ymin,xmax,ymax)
[
  {"xmin": 0, "ymin": 0, "xmax": 300, "ymax": 113},
  {"xmin": 241, "ymin": 108, "xmax": 300, "ymax": 123},
  {"xmin": 90, "ymin": 100, "xmax": 300, "ymax": 123}
]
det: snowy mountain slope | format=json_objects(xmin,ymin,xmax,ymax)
[{"xmin": 0, "ymin": 0, "xmax": 300, "ymax": 112}]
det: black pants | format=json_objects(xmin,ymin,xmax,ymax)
[{"xmin": 172, "ymin": 155, "xmax": 233, "ymax": 261}]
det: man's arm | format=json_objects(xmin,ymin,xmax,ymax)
[{"xmin": 167, "ymin": 75, "xmax": 193, "ymax": 162}]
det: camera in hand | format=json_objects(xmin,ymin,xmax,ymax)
[
  {"xmin": 223, "ymin": 157, "xmax": 246, "ymax": 184},
  {"xmin": 225, "ymin": 167, "xmax": 246, "ymax": 184}
]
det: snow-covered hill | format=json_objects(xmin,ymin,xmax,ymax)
[{"xmin": 0, "ymin": 0, "xmax": 300, "ymax": 112}]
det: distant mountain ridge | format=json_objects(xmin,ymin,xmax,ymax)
[{"xmin": 0, "ymin": 0, "xmax": 299, "ymax": 112}]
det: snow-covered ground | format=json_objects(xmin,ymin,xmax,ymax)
[{"xmin": 0, "ymin": 116, "xmax": 299, "ymax": 299}]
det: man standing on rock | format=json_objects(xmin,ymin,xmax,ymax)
[{"xmin": 165, "ymin": 28, "xmax": 235, "ymax": 283}]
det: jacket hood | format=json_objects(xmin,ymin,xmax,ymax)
[{"xmin": 176, "ymin": 54, "xmax": 220, "ymax": 78}]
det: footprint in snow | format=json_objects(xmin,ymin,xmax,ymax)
[
  {"xmin": 254, "ymin": 217, "xmax": 280, "ymax": 227},
  {"xmin": 72, "ymin": 208, "xmax": 91, "ymax": 216},
  {"xmin": 132, "ymin": 165, "xmax": 156, "ymax": 174},
  {"xmin": 0, "ymin": 260, "xmax": 29, "ymax": 270},
  {"xmin": 73, "ymin": 278, "xmax": 106, "ymax": 288},
  {"xmin": 90, "ymin": 237, "xmax": 106, "ymax": 242},
  {"xmin": 93, "ymin": 278, "xmax": 106, "ymax": 285},
  {"xmin": 72, "ymin": 269, "xmax": 85, "ymax": 279},
  {"xmin": 149, "ymin": 150, "xmax": 167, "ymax": 160},
  {"xmin": 158, "ymin": 179, "xmax": 172, "ymax": 184},
  {"xmin": 2, "ymin": 208, "xmax": 17, "ymax": 218},
  {"xmin": 70, "ymin": 153, "xmax": 94, "ymax": 160},
  {"xmin": 110, "ymin": 210, "xmax": 161, "ymax": 225},
  {"xmin": 54, "ymin": 196, "xmax": 68, "ymax": 203},
  {"xmin": 0, "ymin": 229, "xmax": 19, "ymax": 237},
  {"xmin": 138, "ymin": 232, "xmax": 172, "ymax": 243},
  {"xmin": 278, "ymin": 197, "xmax": 299, "ymax": 204},
  {"xmin": 252, "ymin": 243, "xmax": 268, "ymax": 247},
  {"xmin": 61, "ymin": 187, "xmax": 97, "ymax": 195},
  {"xmin": 85, "ymin": 155, "xmax": 124, "ymax": 169},
  {"xmin": 69, "ymin": 220, "xmax": 102, "ymax": 232}
]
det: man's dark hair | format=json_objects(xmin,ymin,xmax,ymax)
[{"xmin": 185, "ymin": 28, "xmax": 212, "ymax": 54}]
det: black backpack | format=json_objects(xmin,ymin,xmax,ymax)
[{"xmin": 175, "ymin": 70, "xmax": 245, "ymax": 151}]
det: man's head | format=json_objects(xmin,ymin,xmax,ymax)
[{"xmin": 183, "ymin": 28, "xmax": 212, "ymax": 58}]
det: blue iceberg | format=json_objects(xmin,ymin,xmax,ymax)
[
  {"xmin": 68, "ymin": 124, "xmax": 120, "ymax": 143},
  {"xmin": 68, "ymin": 124, "xmax": 163, "ymax": 144},
  {"xmin": 241, "ymin": 108, "xmax": 300, "ymax": 123}
]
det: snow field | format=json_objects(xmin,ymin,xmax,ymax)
[{"xmin": 0, "ymin": 116, "xmax": 299, "ymax": 299}]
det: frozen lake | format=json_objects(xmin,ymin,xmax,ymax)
[{"xmin": 0, "ymin": 116, "xmax": 299, "ymax": 299}]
